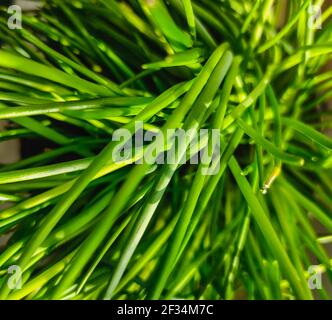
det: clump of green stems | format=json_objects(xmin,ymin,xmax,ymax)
[{"xmin": 0, "ymin": 0, "xmax": 331, "ymax": 300}]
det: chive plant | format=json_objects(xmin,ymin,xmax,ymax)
[{"xmin": 0, "ymin": 0, "xmax": 331, "ymax": 300}]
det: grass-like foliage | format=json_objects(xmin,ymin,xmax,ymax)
[{"xmin": 0, "ymin": 0, "xmax": 332, "ymax": 300}]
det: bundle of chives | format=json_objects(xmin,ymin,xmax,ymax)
[{"xmin": 0, "ymin": 0, "xmax": 331, "ymax": 300}]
